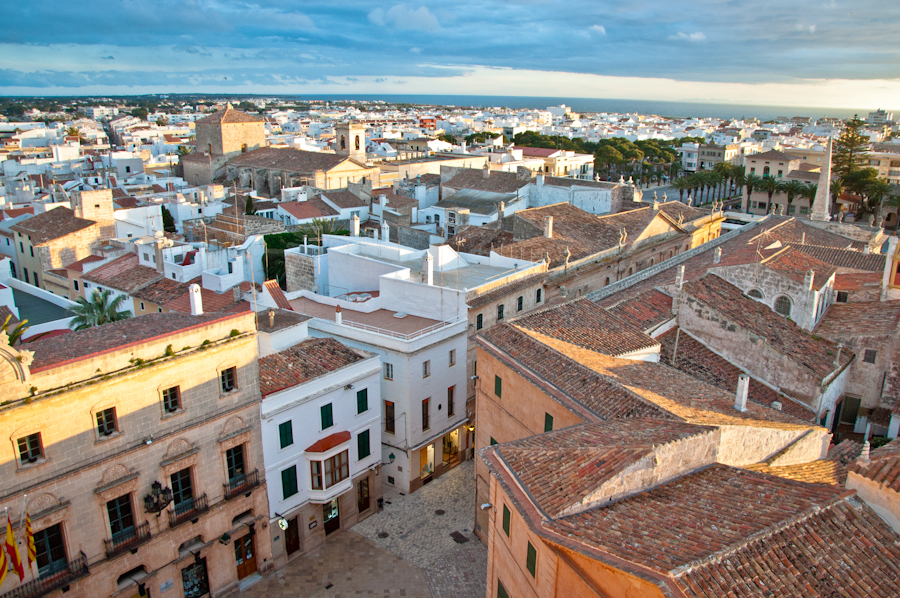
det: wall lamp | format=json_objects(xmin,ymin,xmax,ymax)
[
  {"xmin": 388, "ymin": 453, "xmax": 396, "ymax": 463},
  {"xmin": 219, "ymin": 532, "xmax": 231, "ymax": 545}
]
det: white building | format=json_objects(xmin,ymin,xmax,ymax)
[{"xmin": 256, "ymin": 310, "xmax": 382, "ymax": 566}]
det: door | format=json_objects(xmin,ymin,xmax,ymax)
[
  {"xmin": 357, "ymin": 478, "xmax": 370, "ymax": 513},
  {"xmin": 323, "ymin": 499, "xmax": 340, "ymax": 536},
  {"xmin": 234, "ymin": 534, "xmax": 256, "ymax": 580},
  {"xmin": 285, "ymin": 517, "xmax": 300, "ymax": 556},
  {"xmin": 181, "ymin": 558, "xmax": 210, "ymax": 598}
]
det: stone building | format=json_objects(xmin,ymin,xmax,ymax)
[
  {"xmin": 181, "ymin": 105, "xmax": 265, "ymax": 185},
  {"xmin": 0, "ymin": 309, "xmax": 272, "ymax": 598},
  {"xmin": 224, "ymin": 148, "xmax": 379, "ymax": 194}
]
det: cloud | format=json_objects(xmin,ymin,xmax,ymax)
[
  {"xmin": 101, "ymin": 55, "xmax": 114, "ymax": 60},
  {"xmin": 368, "ymin": 5, "xmax": 440, "ymax": 31},
  {"xmin": 410, "ymin": 47, "xmax": 422, "ymax": 53},
  {"xmin": 589, "ymin": 24, "xmax": 606, "ymax": 35},
  {"xmin": 173, "ymin": 45, "xmax": 211, "ymax": 56},
  {"xmin": 670, "ymin": 31, "xmax": 706, "ymax": 42}
]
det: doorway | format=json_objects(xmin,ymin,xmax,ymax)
[
  {"xmin": 285, "ymin": 517, "xmax": 300, "ymax": 556},
  {"xmin": 323, "ymin": 499, "xmax": 340, "ymax": 535},
  {"xmin": 420, "ymin": 444, "xmax": 434, "ymax": 481},
  {"xmin": 233, "ymin": 534, "xmax": 257, "ymax": 580},
  {"xmin": 442, "ymin": 430, "xmax": 459, "ymax": 466},
  {"xmin": 357, "ymin": 478, "xmax": 370, "ymax": 513}
]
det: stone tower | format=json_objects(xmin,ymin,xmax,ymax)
[
  {"xmin": 71, "ymin": 188, "xmax": 116, "ymax": 239},
  {"xmin": 333, "ymin": 122, "xmax": 367, "ymax": 162}
]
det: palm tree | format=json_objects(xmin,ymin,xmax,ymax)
[
  {"xmin": 297, "ymin": 218, "xmax": 347, "ymax": 244},
  {"xmin": 713, "ymin": 163, "xmax": 732, "ymax": 200},
  {"xmin": 672, "ymin": 176, "xmax": 693, "ymax": 203},
  {"xmin": 2, "ymin": 314, "xmax": 31, "ymax": 345},
  {"xmin": 69, "ymin": 289, "xmax": 132, "ymax": 331},
  {"xmin": 759, "ymin": 177, "xmax": 781, "ymax": 213},
  {"xmin": 176, "ymin": 145, "xmax": 194, "ymax": 156},
  {"xmin": 830, "ymin": 179, "xmax": 844, "ymax": 217},
  {"xmin": 884, "ymin": 193, "xmax": 900, "ymax": 229},
  {"xmin": 741, "ymin": 173, "xmax": 763, "ymax": 213},
  {"xmin": 730, "ymin": 164, "xmax": 745, "ymax": 197},
  {"xmin": 865, "ymin": 180, "xmax": 893, "ymax": 223},
  {"xmin": 781, "ymin": 180, "xmax": 806, "ymax": 216}
]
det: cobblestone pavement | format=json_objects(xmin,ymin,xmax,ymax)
[
  {"xmin": 354, "ymin": 460, "xmax": 488, "ymax": 598},
  {"xmin": 238, "ymin": 531, "xmax": 432, "ymax": 598}
]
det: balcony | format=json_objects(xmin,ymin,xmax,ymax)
[
  {"xmin": 104, "ymin": 521, "xmax": 151, "ymax": 559},
  {"xmin": 0, "ymin": 553, "xmax": 89, "ymax": 598},
  {"xmin": 223, "ymin": 469, "xmax": 260, "ymax": 500},
  {"xmin": 167, "ymin": 493, "xmax": 209, "ymax": 528}
]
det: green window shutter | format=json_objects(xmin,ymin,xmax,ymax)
[
  {"xmin": 357, "ymin": 389, "xmax": 368, "ymax": 414},
  {"xmin": 358, "ymin": 429, "xmax": 370, "ymax": 459},
  {"xmin": 278, "ymin": 421, "xmax": 293, "ymax": 449},
  {"xmin": 494, "ymin": 375, "xmax": 502, "ymax": 397},
  {"xmin": 281, "ymin": 465, "xmax": 298, "ymax": 499},
  {"xmin": 502, "ymin": 505, "xmax": 511, "ymax": 536},
  {"xmin": 321, "ymin": 403, "xmax": 333, "ymax": 429},
  {"xmin": 526, "ymin": 542, "xmax": 537, "ymax": 577},
  {"xmin": 497, "ymin": 580, "xmax": 509, "ymax": 598},
  {"xmin": 544, "ymin": 413, "xmax": 554, "ymax": 433}
]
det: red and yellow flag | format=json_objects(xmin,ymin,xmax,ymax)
[
  {"xmin": 25, "ymin": 511, "xmax": 35, "ymax": 568},
  {"xmin": 4, "ymin": 515, "xmax": 24, "ymax": 582},
  {"xmin": 0, "ymin": 537, "xmax": 7, "ymax": 587}
]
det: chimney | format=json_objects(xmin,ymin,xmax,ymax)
[
  {"xmin": 335, "ymin": 305, "xmax": 342, "ymax": 325},
  {"xmin": 833, "ymin": 343, "xmax": 842, "ymax": 367},
  {"xmin": 423, "ymin": 252, "xmax": 434, "ymax": 286},
  {"xmin": 381, "ymin": 220, "xmax": 390, "ymax": 243},
  {"xmin": 379, "ymin": 193, "xmax": 388, "ymax": 207},
  {"xmin": 771, "ymin": 401, "xmax": 782, "ymax": 411},
  {"xmin": 671, "ymin": 265, "xmax": 685, "ymax": 316},
  {"xmin": 734, "ymin": 374, "xmax": 750, "ymax": 412},
  {"xmin": 805, "ymin": 269, "xmax": 815, "ymax": 291},
  {"xmin": 188, "ymin": 284, "xmax": 203, "ymax": 316},
  {"xmin": 350, "ymin": 214, "xmax": 360, "ymax": 237},
  {"xmin": 268, "ymin": 308, "xmax": 275, "ymax": 328},
  {"xmin": 536, "ymin": 173, "xmax": 544, "ymax": 187},
  {"xmin": 496, "ymin": 201, "xmax": 505, "ymax": 221},
  {"xmin": 483, "ymin": 163, "xmax": 491, "ymax": 178},
  {"xmin": 713, "ymin": 247, "xmax": 722, "ymax": 264},
  {"xmin": 544, "ymin": 216, "xmax": 553, "ymax": 238},
  {"xmin": 864, "ymin": 244, "xmax": 871, "ymax": 255},
  {"xmin": 232, "ymin": 286, "xmax": 241, "ymax": 302},
  {"xmin": 154, "ymin": 239, "xmax": 165, "ymax": 274}
]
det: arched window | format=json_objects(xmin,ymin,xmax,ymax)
[
  {"xmin": 340, "ymin": 136, "xmax": 346, "ymax": 150},
  {"xmin": 627, "ymin": 267, "xmax": 633, "ymax": 276},
  {"xmin": 763, "ymin": 166, "xmax": 770, "ymax": 177},
  {"xmin": 748, "ymin": 289, "xmax": 764, "ymax": 300},
  {"xmin": 604, "ymin": 277, "xmax": 610, "ymax": 287},
  {"xmin": 774, "ymin": 295, "xmax": 792, "ymax": 317},
  {"xmin": 355, "ymin": 135, "xmax": 360, "ymax": 150}
]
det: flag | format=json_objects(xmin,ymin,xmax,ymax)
[
  {"xmin": 25, "ymin": 511, "xmax": 35, "ymax": 568},
  {"xmin": 4, "ymin": 515, "xmax": 24, "ymax": 582},
  {"xmin": 0, "ymin": 537, "xmax": 7, "ymax": 587}
]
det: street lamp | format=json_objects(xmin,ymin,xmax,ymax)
[{"xmin": 143, "ymin": 481, "xmax": 173, "ymax": 515}]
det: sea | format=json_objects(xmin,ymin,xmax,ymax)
[{"xmin": 279, "ymin": 94, "xmax": 883, "ymax": 122}]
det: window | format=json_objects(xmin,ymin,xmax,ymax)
[
  {"xmin": 385, "ymin": 401, "xmax": 395, "ymax": 434},
  {"xmin": 517, "ymin": 296, "xmax": 524, "ymax": 311},
  {"xmin": 34, "ymin": 524, "xmax": 66, "ymax": 577},
  {"xmin": 278, "ymin": 421, "xmax": 293, "ymax": 449},
  {"xmin": 225, "ymin": 445, "xmax": 245, "ymax": 481},
  {"xmin": 490, "ymin": 437, "xmax": 498, "ymax": 446},
  {"xmin": 748, "ymin": 289, "xmax": 763, "ymax": 299},
  {"xmin": 423, "ymin": 360, "xmax": 430, "ymax": 378},
  {"xmin": 73, "ymin": 280, "xmax": 79, "ymax": 291},
  {"xmin": 864, "ymin": 349, "xmax": 877, "ymax": 364},
  {"xmin": 383, "ymin": 363, "xmax": 393, "ymax": 380},
  {"xmin": 17, "ymin": 433, "xmax": 43, "ymax": 464},
  {"xmin": 837, "ymin": 291, "xmax": 849, "ymax": 303},
  {"xmin": 321, "ymin": 403, "xmax": 334, "ymax": 430},
  {"xmin": 497, "ymin": 580, "xmax": 509, "ymax": 598},
  {"xmin": 23, "ymin": 267, "xmax": 28, "ymax": 282},
  {"xmin": 447, "ymin": 386, "xmax": 455, "ymax": 417},
  {"xmin": 358, "ymin": 429, "xmax": 370, "ymax": 459},
  {"xmin": 494, "ymin": 375, "xmax": 502, "ymax": 398},
  {"xmin": 281, "ymin": 465, "xmax": 298, "ymax": 499},
  {"xmin": 449, "ymin": 349, "xmax": 456, "ymax": 366},
  {"xmin": 33, "ymin": 272, "xmax": 38, "ymax": 286},
  {"xmin": 313, "ymin": 450, "xmax": 349, "ymax": 489},
  {"xmin": 774, "ymin": 295, "xmax": 792, "ymax": 317},
  {"xmin": 544, "ymin": 413, "xmax": 554, "ymax": 432},
  {"xmin": 220, "ymin": 367, "xmax": 236, "ymax": 393},
  {"xmin": 497, "ymin": 304, "xmax": 504, "ymax": 320},
  {"xmin": 96, "ymin": 408, "xmax": 117, "ymax": 437},
  {"xmin": 29, "ymin": 246, "xmax": 34, "ymax": 257},
  {"xmin": 526, "ymin": 542, "xmax": 537, "ymax": 577},
  {"xmin": 422, "ymin": 398, "xmax": 430, "ymax": 430},
  {"xmin": 107, "ymin": 495, "xmax": 135, "ymax": 541},
  {"xmin": 162, "ymin": 386, "xmax": 180, "ymax": 413},
  {"xmin": 311, "ymin": 461, "xmax": 322, "ymax": 490},
  {"xmin": 171, "ymin": 468, "xmax": 194, "ymax": 509},
  {"xmin": 19, "ymin": 242, "xmax": 23, "ymax": 253},
  {"xmin": 502, "ymin": 505, "xmax": 511, "ymax": 536},
  {"xmin": 140, "ymin": 302, "xmax": 145, "ymax": 311},
  {"xmin": 476, "ymin": 314, "xmax": 483, "ymax": 330},
  {"xmin": 357, "ymin": 389, "xmax": 368, "ymax": 414}
]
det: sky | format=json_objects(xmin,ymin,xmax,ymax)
[{"xmin": 2, "ymin": 0, "xmax": 900, "ymax": 108}]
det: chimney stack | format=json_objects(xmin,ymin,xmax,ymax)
[
  {"xmin": 734, "ymin": 374, "xmax": 750, "ymax": 412},
  {"xmin": 268, "ymin": 308, "xmax": 275, "ymax": 328},
  {"xmin": 423, "ymin": 252, "xmax": 434, "ymax": 286},
  {"xmin": 335, "ymin": 304, "xmax": 342, "ymax": 325},
  {"xmin": 833, "ymin": 343, "xmax": 842, "ymax": 367},
  {"xmin": 713, "ymin": 247, "xmax": 722, "ymax": 264},
  {"xmin": 496, "ymin": 201, "xmax": 505, "ymax": 222},
  {"xmin": 483, "ymin": 163, "xmax": 491, "ymax": 178},
  {"xmin": 671, "ymin": 265, "xmax": 685, "ymax": 316},
  {"xmin": 379, "ymin": 193, "xmax": 388, "ymax": 207},
  {"xmin": 189, "ymin": 284, "xmax": 203, "ymax": 316},
  {"xmin": 381, "ymin": 220, "xmax": 390, "ymax": 243},
  {"xmin": 350, "ymin": 214, "xmax": 360, "ymax": 237},
  {"xmin": 154, "ymin": 238, "xmax": 165, "ymax": 274},
  {"xmin": 544, "ymin": 216, "xmax": 553, "ymax": 239}
]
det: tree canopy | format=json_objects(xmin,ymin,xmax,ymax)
[
  {"xmin": 69, "ymin": 289, "xmax": 132, "ymax": 331},
  {"xmin": 833, "ymin": 116, "xmax": 870, "ymax": 177}
]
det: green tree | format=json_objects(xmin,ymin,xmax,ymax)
[
  {"xmin": 161, "ymin": 205, "xmax": 176, "ymax": 233},
  {"xmin": 841, "ymin": 168, "xmax": 879, "ymax": 204},
  {"xmin": 759, "ymin": 177, "xmax": 781, "ymax": 212},
  {"xmin": 69, "ymin": 289, "xmax": 132, "ymax": 331},
  {"xmin": 156, "ymin": 116, "xmax": 169, "ymax": 126},
  {"xmin": 438, "ymin": 134, "xmax": 455, "ymax": 144},
  {"xmin": 781, "ymin": 180, "xmax": 805, "ymax": 215},
  {"xmin": 594, "ymin": 146, "xmax": 623, "ymax": 177},
  {"xmin": 830, "ymin": 179, "xmax": 844, "ymax": 216},
  {"xmin": 2, "ymin": 314, "xmax": 31, "ymax": 346},
  {"xmin": 833, "ymin": 116, "xmax": 870, "ymax": 177},
  {"xmin": 244, "ymin": 196, "xmax": 256, "ymax": 215},
  {"xmin": 865, "ymin": 179, "xmax": 894, "ymax": 223},
  {"xmin": 671, "ymin": 176, "xmax": 693, "ymax": 203},
  {"xmin": 740, "ymin": 172, "xmax": 763, "ymax": 214},
  {"xmin": 130, "ymin": 108, "xmax": 149, "ymax": 121},
  {"xmin": 176, "ymin": 145, "xmax": 193, "ymax": 156}
]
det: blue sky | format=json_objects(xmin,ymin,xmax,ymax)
[{"xmin": 2, "ymin": 0, "xmax": 900, "ymax": 107}]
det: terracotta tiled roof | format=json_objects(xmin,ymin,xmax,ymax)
[
  {"xmin": 466, "ymin": 272, "xmax": 546, "ymax": 309},
  {"xmin": 683, "ymin": 274, "xmax": 852, "ymax": 378},
  {"xmin": 162, "ymin": 285, "xmax": 245, "ymax": 314},
  {"xmin": 742, "ymin": 459, "xmax": 851, "ymax": 486},
  {"xmin": 763, "ymin": 247, "xmax": 838, "ymax": 290},
  {"xmin": 305, "ymin": 431, "xmax": 352, "ymax": 453},
  {"xmin": 0, "ymin": 306, "xmax": 19, "ymax": 326},
  {"xmin": 321, "ymin": 190, "xmax": 366, "ymax": 209},
  {"xmin": 750, "ymin": 218, "xmax": 866, "ymax": 250},
  {"xmin": 278, "ymin": 198, "xmax": 339, "ymax": 221},
  {"xmin": 605, "ymin": 289, "xmax": 673, "ymax": 332},
  {"xmin": 228, "ymin": 147, "xmax": 353, "ymax": 173},
  {"xmin": 543, "ymin": 176, "xmax": 619, "ymax": 190},
  {"xmin": 113, "ymin": 197, "xmax": 141, "ymax": 209},
  {"xmin": 64, "ymin": 254, "xmax": 105, "ymax": 273},
  {"xmin": 815, "ymin": 301, "xmax": 900, "ymax": 337},
  {"xmin": 1, "ymin": 207, "xmax": 34, "ymax": 219},
  {"xmin": 746, "ymin": 149, "xmax": 803, "ymax": 162},
  {"xmin": 28, "ymin": 312, "xmax": 247, "ymax": 372},
  {"xmin": 834, "ymin": 271, "xmax": 882, "ymax": 291},
  {"xmin": 264, "ymin": 280, "xmax": 292, "ymax": 311},
  {"xmin": 258, "ymin": 337, "xmax": 368, "ymax": 397},
  {"xmin": 196, "ymin": 106, "xmax": 263, "ymax": 125},
  {"xmin": 443, "ymin": 168, "xmax": 530, "ymax": 194},
  {"xmin": 512, "ymin": 299, "xmax": 659, "ymax": 357},
  {"xmin": 511, "ymin": 146, "xmax": 560, "ymax": 157},
  {"xmin": 657, "ymin": 328, "xmax": 815, "ymax": 421},
  {"xmin": 130, "ymin": 277, "xmax": 192, "ymax": 306},
  {"xmin": 850, "ymin": 440, "xmax": 900, "ymax": 493},
  {"xmin": 9, "ymin": 207, "xmax": 95, "ymax": 245},
  {"xmin": 446, "ymin": 227, "xmax": 514, "ymax": 256},
  {"xmin": 82, "ymin": 253, "xmax": 162, "ymax": 294}
]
